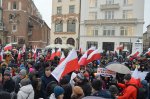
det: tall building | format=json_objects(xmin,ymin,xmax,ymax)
[
  {"xmin": 143, "ymin": 25, "xmax": 150, "ymax": 51},
  {"xmin": 51, "ymin": 0, "xmax": 80, "ymax": 49},
  {"xmin": 1, "ymin": 0, "xmax": 50, "ymax": 48},
  {"xmin": 80, "ymin": 0, "xmax": 144, "ymax": 53}
]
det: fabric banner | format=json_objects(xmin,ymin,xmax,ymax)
[{"xmin": 97, "ymin": 68, "xmax": 116, "ymax": 77}]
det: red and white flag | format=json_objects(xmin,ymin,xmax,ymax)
[
  {"xmin": 56, "ymin": 48, "xmax": 61, "ymax": 57},
  {"xmin": 78, "ymin": 51, "xmax": 88, "ymax": 66},
  {"xmin": 132, "ymin": 67, "xmax": 141, "ymax": 87},
  {"xmin": 4, "ymin": 44, "xmax": 12, "ymax": 51},
  {"xmin": 50, "ymin": 49, "xmax": 56, "ymax": 60},
  {"xmin": 51, "ymin": 49, "xmax": 79, "ymax": 81},
  {"xmin": 87, "ymin": 49, "xmax": 102, "ymax": 63},
  {"xmin": 87, "ymin": 46, "xmax": 96, "ymax": 55},
  {"xmin": 116, "ymin": 45, "xmax": 124, "ymax": 50},
  {"xmin": 131, "ymin": 51, "xmax": 140, "ymax": 57},
  {"xmin": 145, "ymin": 48, "xmax": 150, "ymax": 56},
  {"xmin": 17, "ymin": 50, "xmax": 21, "ymax": 60},
  {"xmin": 59, "ymin": 52, "xmax": 65, "ymax": 64},
  {"xmin": 0, "ymin": 51, "xmax": 3, "ymax": 61},
  {"xmin": 32, "ymin": 48, "xmax": 37, "ymax": 61},
  {"xmin": 22, "ymin": 44, "xmax": 26, "ymax": 53}
]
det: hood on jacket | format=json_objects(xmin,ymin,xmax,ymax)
[{"xmin": 20, "ymin": 84, "xmax": 34, "ymax": 94}]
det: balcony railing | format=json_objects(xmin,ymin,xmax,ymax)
[
  {"xmin": 100, "ymin": 4, "xmax": 120, "ymax": 10},
  {"xmin": 84, "ymin": 18, "xmax": 138, "ymax": 25}
]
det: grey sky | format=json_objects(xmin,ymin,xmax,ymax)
[{"xmin": 33, "ymin": 0, "xmax": 150, "ymax": 32}]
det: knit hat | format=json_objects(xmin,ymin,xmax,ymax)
[
  {"xmin": 20, "ymin": 78, "xmax": 31, "ymax": 86},
  {"xmin": 54, "ymin": 86, "xmax": 64, "ymax": 97},
  {"xmin": 19, "ymin": 69, "xmax": 27, "ymax": 77},
  {"xmin": 73, "ymin": 86, "xmax": 84, "ymax": 96},
  {"xmin": 109, "ymin": 85, "xmax": 119, "ymax": 95},
  {"xmin": 4, "ymin": 69, "xmax": 11, "ymax": 76}
]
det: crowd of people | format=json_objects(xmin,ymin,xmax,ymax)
[{"xmin": 0, "ymin": 47, "xmax": 150, "ymax": 99}]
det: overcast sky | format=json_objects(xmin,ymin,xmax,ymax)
[{"xmin": 33, "ymin": 0, "xmax": 150, "ymax": 32}]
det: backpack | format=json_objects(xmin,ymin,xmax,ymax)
[{"xmin": 128, "ymin": 84, "xmax": 147, "ymax": 99}]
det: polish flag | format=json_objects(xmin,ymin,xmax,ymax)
[
  {"xmin": 145, "ymin": 48, "xmax": 150, "ymax": 56},
  {"xmin": 87, "ymin": 49, "xmax": 102, "ymax": 63},
  {"xmin": 132, "ymin": 67, "xmax": 141, "ymax": 87},
  {"xmin": 59, "ymin": 52, "xmax": 65, "ymax": 64},
  {"xmin": 4, "ymin": 44, "xmax": 12, "ymax": 51},
  {"xmin": 78, "ymin": 51, "xmax": 88, "ymax": 66},
  {"xmin": 116, "ymin": 45, "xmax": 124, "ymax": 50},
  {"xmin": 17, "ymin": 50, "xmax": 21, "ymax": 60},
  {"xmin": 0, "ymin": 51, "xmax": 3, "ymax": 61},
  {"xmin": 50, "ymin": 49, "xmax": 56, "ymax": 60},
  {"xmin": 87, "ymin": 46, "xmax": 96, "ymax": 55},
  {"xmin": 51, "ymin": 49, "xmax": 79, "ymax": 81},
  {"xmin": 32, "ymin": 48, "xmax": 37, "ymax": 61},
  {"xmin": 56, "ymin": 48, "xmax": 61, "ymax": 57},
  {"xmin": 131, "ymin": 51, "xmax": 140, "ymax": 57},
  {"xmin": 22, "ymin": 44, "xmax": 26, "ymax": 53}
]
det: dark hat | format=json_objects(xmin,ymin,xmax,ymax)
[
  {"xmin": 109, "ymin": 85, "xmax": 119, "ymax": 95},
  {"xmin": 19, "ymin": 69, "xmax": 27, "ymax": 77},
  {"xmin": 54, "ymin": 86, "xmax": 64, "ymax": 97},
  {"xmin": 20, "ymin": 78, "xmax": 31, "ymax": 86},
  {"xmin": 4, "ymin": 70, "xmax": 11, "ymax": 76},
  {"xmin": 92, "ymin": 80, "xmax": 102, "ymax": 91},
  {"xmin": 124, "ymin": 74, "xmax": 131, "ymax": 80}
]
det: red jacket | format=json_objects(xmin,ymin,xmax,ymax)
[{"xmin": 117, "ymin": 78, "xmax": 138, "ymax": 99}]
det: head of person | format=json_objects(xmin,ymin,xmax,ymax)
[
  {"xmin": 71, "ymin": 86, "xmax": 84, "ymax": 99},
  {"xmin": 92, "ymin": 79, "xmax": 102, "ymax": 92},
  {"xmin": 54, "ymin": 86, "xmax": 64, "ymax": 99},
  {"xmin": 3, "ymin": 69, "xmax": 11, "ymax": 81},
  {"xmin": 20, "ymin": 78, "xmax": 31, "ymax": 87},
  {"xmin": 74, "ymin": 73, "xmax": 84, "ymax": 85},
  {"xmin": 124, "ymin": 74, "xmax": 131, "ymax": 84},
  {"xmin": 19, "ymin": 69, "xmax": 27, "ymax": 79},
  {"xmin": 109, "ymin": 85, "xmax": 119, "ymax": 97},
  {"xmin": 45, "ymin": 66, "xmax": 51, "ymax": 77}
]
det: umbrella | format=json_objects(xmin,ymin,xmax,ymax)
[
  {"xmin": 106, "ymin": 63, "xmax": 131, "ymax": 74},
  {"xmin": 82, "ymin": 96, "xmax": 107, "ymax": 99}
]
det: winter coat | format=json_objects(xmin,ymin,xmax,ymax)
[
  {"xmin": 3, "ymin": 78, "xmax": 15, "ymax": 93},
  {"xmin": 117, "ymin": 78, "xmax": 138, "ymax": 99},
  {"xmin": 91, "ymin": 90, "xmax": 112, "ymax": 98},
  {"xmin": 49, "ymin": 93, "xmax": 56, "ymax": 99},
  {"xmin": 17, "ymin": 84, "xmax": 34, "ymax": 99}
]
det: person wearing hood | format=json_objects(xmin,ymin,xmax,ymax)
[
  {"xmin": 49, "ymin": 86, "xmax": 64, "ymax": 99},
  {"xmin": 17, "ymin": 78, "xmax": 34, "ymax": 99},
  {"xmin": 116, "ymin": 74, "xmax": 138, "ymax": 99}
]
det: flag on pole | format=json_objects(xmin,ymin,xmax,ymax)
[
  {"xmin": 0, "ymin": 51, "xmax": 3, "ymax": 61},
  {"xmin": 22, "ymin": 44, "xmax": 26, "ymax": 53},
  {"xmin": 17, "ymin": 50, "xmax": 21, "ymax": 60},
  {"xmin": 51, "ymin": 49, "xmax": 78, "ymax": 81},
  {"xmin": 59, "ymin": 52, "xmax": 65, "ymax": 64},
  {"xmin": 56, "ymin": 48, "xmax": 61, "ymax": 57},
  {"xmin": 87, "ymin": 46, "xmax": 96, "ymax": 55},
  {"xmin": 50, "ymin": 49, "xmax": 56, "ymax": 60},
  {"xmin": 87, "ymin": 49, "xmax": 102, "ymax": 63},
  {"xmin": 78, "ymin": 51, "xmax": 88, "ymax": 66}
]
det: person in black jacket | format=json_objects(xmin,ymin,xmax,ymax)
[{"xmin": 3, "ymin": 69, "xmax": 15, "ymax": 93}]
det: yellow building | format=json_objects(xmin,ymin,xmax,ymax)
[{"xmin": 51, "ymin": 0, "xmax": 80, "ymax": 49}]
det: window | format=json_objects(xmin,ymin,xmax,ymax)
[
  {"xmin": 87, "ymin": 41, "xmax": 98, "ymax": 49},
  {"xmin": 103, "ymin": 26, "xmax": 115, "ymax": 36},
  {"xmin": 124, "ymin": 0, "xmax": 133, "ymax": 5},
  {"xmin": 13, "ymin": 2, "xmax": 17, "ymax": 10},
  {"xmin": 8, "ymin": 2, "xmax": 11, "ymax": 10},
  {"xmin": 103, "ymin": 42, "xmax": 114, "ymax": 51},
  {"xmin": 58, "ymin": 0, "xmax": 61, "ymax": 2},
  {"xmin": 89, "ymin": 12, "xmax": 97, "ymax": 20},
  {"xmin": 123, "ymin": 10, "xmax": 133, "ymax": 19},
  {"xmin": 55, "ymin": 38, "xmax": 62, "ymax": 44},
  {"xmin": 105, "ymin": 11, "xmax": 114, "ymax": 19},
  {"xmin": 86, "ymin": 26, "xmax": 98, "ymax": 36},
  {"xmin": 57, "ymin": 6, "xmax": 62, "ymax": 14},
  {"xmin": 12, "ymin": 24, "xmax": 17, "ymax": 32},
  {"xmin": 67, "ymin": 38, "xmax": 75, "ymax": 46},
  {"xmin": 106, "ymin": 0, "xmax": 114, "ymax": 5},
  {"xmin": 55, "ymin": 20, "xmax": 63, "ymax": 32},
  {"xmin": 69, "ymin": 5, "xmax": 75, "ymax": 13},
  {"xmin": 67, "ymin": 20, "xmax": 76, "ymax": 32},
  {"xmin": 120, "ymin": 26, "xmax": 134, "ymax": 36},
  {"xmin": 89, "ymin": 0, "xmax": 97, "ymax": 7},
  {"xmin": 9, "ymin": 14, "xmax": 14, "ymax": 20}
]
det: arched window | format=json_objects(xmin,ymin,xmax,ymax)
[
  {"xmin": 13, "ymin": 2, "xmax": 17, "ymax": 10},
  {"xmin": 55, "ymin": 20, "xmax": 63, "ymax": 32},
  {"xmin": 55, "ymin": 37, "xmax": 62, "ymax": 44},
  {"xmin": 67, "ymin": 19, "xmax": 76, "ymax": 32},
  {"xmin": 67, "ymin": 38, "xmax": 75, "ymax": 46}
]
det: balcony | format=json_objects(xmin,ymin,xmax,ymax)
[
  {"xmin": 100, "ymin": 4, "xmax": 120, "ymax": 10},
  {"xmin": 84, "ymin": 19, "xmax": 139, "ymax": 25}
]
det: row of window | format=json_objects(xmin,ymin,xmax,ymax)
[
  {"xmin": 89, "ymin": 0, "xmax": 133, "ymax": 7},
  {"xmin": 57, "ymin": 5, "xmax": 75, "ymax": 14},
  {"xmin": 7, "ymin": 1, "xmax": 21, "ymax": 10},
  {"xmin": 55, "ymin": 37, "xmax": 75, "ymax": 46},
  {"xmin": 89, "ymin": 10, "xmax": 133, "ymax": 20},
  {"xmin": 55, "ymin": 20, "xmax": 76, "ymax": 32},
  {"xmin": 87, "ymin": 26, "xmax": 134, "ymax": 36}
]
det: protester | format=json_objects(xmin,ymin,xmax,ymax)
[
  {"xmin": 71, "ymin": 86, "xmax": 84, "ymax": 99},
  {"xmin": 49, "ymin": 86, "xmax": 64, "ymax": 99}
]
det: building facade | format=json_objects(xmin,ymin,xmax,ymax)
[
  {"xmin": 1, "ymin": 0, "xmax": 50, "ymax": 48},
  {"xmin": 51, "ymin": 0, "xmax": 80, "ymax": 49},
  {"xmin": 143, "ymin": 25, "xmax": 150, "ymax": 51},
  {"xmin": 80, "ymin": 0, "xmax": 144, "ymax": 53}
]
